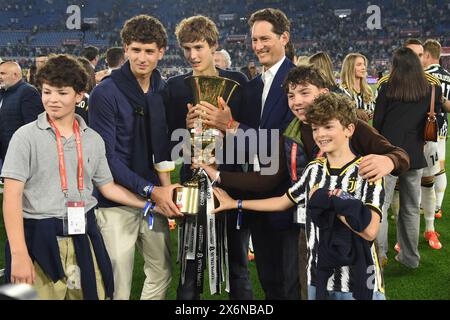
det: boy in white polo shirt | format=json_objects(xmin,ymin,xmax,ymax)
[{"xmin": 1, "ymin": 54, "xmax": 151, "ymax": 300}]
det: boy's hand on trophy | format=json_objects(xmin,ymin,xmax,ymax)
[
  {"xmin": 212, "ymin": 188, "xmax": 235, "ymax": 214},
  {"xmin": 151, "ymin": 184, "xmax": 184, "ymax": 218},
  {"xmin": 186, "ymin": 103, "xmax": 198, "ymax": 129}
]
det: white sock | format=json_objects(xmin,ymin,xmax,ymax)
[
  {"xmin": 421, "ymin": 185, "xmax": 436, "ymax": 232},
  {"xmin": 434, "ymin": 170, "xmax": 447, "ymax": 211}
]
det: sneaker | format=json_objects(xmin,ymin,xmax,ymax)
[
  {"xmin": 248, "ymin": 249, "xmax": 255, "ymax": 262},
  {"xmin": 168, "ymin": 219, "xmax": 177, "ymax": 231},
  {"xmin": 394, "ymin": 242, "xmax": 401, "ymax": 253},
  {"xmin": 424, "ymin": 231, "xmax": 442, "ymax": 250},
  {"xmin": 435, "ymin": 209, "xmax": 443, "ymax": 219},
  {"xmin": 381, "ymin": 256, "xmax": 388, "ymax": 268}
]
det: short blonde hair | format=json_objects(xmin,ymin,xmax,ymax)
[{"xmin": 423, "ymin": 39, "xmax": 441, "ymax": 60}]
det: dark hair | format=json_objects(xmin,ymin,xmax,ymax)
[
  {"xmin": 386, "ymin": 47, "xmax": 429, "ymax": 102},
  {"xmin": 403, "ymin": 38, "xmax": 422, "ymax": 47},
  {"xmin": 285, "ymin": 42, "xmax": 296, "ymax": 61},
  {"xmin": 248, "ymin": 8, "xmax": 290, "ymax": 35},
  {"xmin": 36, "ymin": 54, "xmax": 88, "ymax": 93},
  {"xmin": 81, "ymin": 46, "xmax": 99, "ymax": 62},
  {"xmin": 175, "ymin": 15, "xmax": 219, "ymax": 47},
  {"xmin": 306, "ymin": 92, "xmax": 357, "ymax": 127},
  {"xmin": 283, "ymin": 65, "xmax": 329, "ymax": 93},
  {"xmin": 28, "ymin": 64, "xmax": 37, "ymax": 86},
  {"xmin": 76, "ymin": 57, "xmax": 96, "ymax": 93},
  {"xmin": 106, "ymin": 47, "xmax": 125, "ymax": 68},
  {"xmin": 121, "ymin": 15, "xmax": 167, "ymax": 48}
]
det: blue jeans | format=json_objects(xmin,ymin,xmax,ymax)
[{"xmin": 308, "ymin": 285, "xmax": 386, "ymax": 300}]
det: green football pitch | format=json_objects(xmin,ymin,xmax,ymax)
[{"xmin": 1, "ymin": 144, "xmax": 450, "ymax": 300}]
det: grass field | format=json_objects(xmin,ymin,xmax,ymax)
[{"xmin": 1, "ymin": 148, "xmax": 450, "ymax": 300}]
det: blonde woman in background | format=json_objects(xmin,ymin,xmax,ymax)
[
  {"xmin": 296, "ymin": 55, "xmax": 309, "ymax": 66},
  {"xmin": 340, "ymin": 53, "xmax": 375, "ymax": 121},
  {"xmin": 309, "ymin": 51, "xmax": 339, "ymax": 91}
]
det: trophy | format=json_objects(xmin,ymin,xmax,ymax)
[{"xmin": 173, "ymin": 75, "xmax": 240, "ymax": 215}]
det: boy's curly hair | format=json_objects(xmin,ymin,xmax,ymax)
[
  {"xmin": 306, "ymin": 92, "xmax": 357, "ymax": 127},
  {"xmin": 121, "ymin": 15, "xmax": 168, "ymax": 48},
  {"xmin": 36, "ymin": 54, "xmax": 88, "ymax": 93}
]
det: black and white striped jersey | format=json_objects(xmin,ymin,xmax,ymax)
[
  {"xmin": 425, "ymin": 64, "xmax": 450, "ymax": 138},
  {"xmin": 287, "ymin": 156, "xmax": 385, "ymax": 294},
  {"xmin": 339, "ymin": 85, "xmax": 375, "ymax": 113}
]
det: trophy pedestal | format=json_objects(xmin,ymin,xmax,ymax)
[{"xmin": 173, "ymin": 185, "xmax": 200, "ymax": 216}]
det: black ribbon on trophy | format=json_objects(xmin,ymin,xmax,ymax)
[{"xmin": 175, "ymin": 75, "xmax": 239, "ymax": 295}]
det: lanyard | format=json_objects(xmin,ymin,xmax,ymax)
[
  {"xmin": 291, "ymin": 143, "xmax": 298, "ymax": 182},
  {"xmin": 48, "ymin": 116, "xmax": 84, "ymax": 197}
]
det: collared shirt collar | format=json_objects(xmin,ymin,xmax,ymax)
[
  {"xmin": 261, "ymin": 56, "xmax": 286, "ymax": 85},
  {"xmin": 37, "ymin": 111, "xmax": 89, "ymax": 132}
]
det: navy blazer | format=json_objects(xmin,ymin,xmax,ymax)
[
  {"xmin": 0, "ymin": 80, "xmax": 44, "ymax": 160},
  {"xmin": 237, "ymin": 58, "xmax": 295, "ymax": 230}
]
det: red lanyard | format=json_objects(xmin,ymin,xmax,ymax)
[
  {"xmin": 48, "ymin": 116, "xmax": 84, "ymax": 196},
  {"xmin": 291, "ymin": 143, "xmax": 298, "ymax": 182}
]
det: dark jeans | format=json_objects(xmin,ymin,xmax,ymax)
[
  {"xmin": 250, "ymin": 216, "xmax": 300, "ymax": 300},
  {"xmin": 226, "ymin": 211, "xmax": 253, "ymax": 300}
]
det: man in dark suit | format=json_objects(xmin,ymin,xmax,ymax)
[
  {"xmin": 193, "ymin": 8, "xmax": 299, "ymax": 299},
  {"xmin": 0, "ymin": 61, "xmax": 44, "ymax": 161}
]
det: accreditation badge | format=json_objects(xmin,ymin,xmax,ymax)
[
  {"xmin": 295, "ymin": 205, "xmax": 306, "ymax": 225},
  {"xmin": 63, "ymin": 201, "xmax": 86, "ymax": 235}
]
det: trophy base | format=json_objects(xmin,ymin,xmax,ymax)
[{"xmin": 173, "ymin": 186, "xmax": 199, "ymax": 216}]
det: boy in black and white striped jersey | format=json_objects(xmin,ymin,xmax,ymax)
[{"xmin": 212, "ymin": 93, "xmax": 386, "ymax": 300}]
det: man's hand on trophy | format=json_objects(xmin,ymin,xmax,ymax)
[
  {"xmin": 212, "ymin": 188, "xmax": 236, "ymax": 214},
  {"xmin": 196, "ymin": 98, "xmax": 233, "ymax": 132},
  {"xmin": 186, "ymin": 103, "xmax": 198, "ymax": 129},
  {"xmin": 151, "ymin": 184, "xmax": 184, "ymax": 218}
]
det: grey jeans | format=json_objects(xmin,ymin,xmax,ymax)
[{"xmin": 376, "ymin": 169, "xmax": 423, "ymax": 268}]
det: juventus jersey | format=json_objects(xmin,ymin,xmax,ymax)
[
  {"xmin": 340, "ymin": 85, "xmax": 375, "ymax": 113},
  {"xmin": 425, "ymin": 64, "xmax": 450, "ymax": 137},
  {"xmin": 287, "ymin": 156, "xmax": 385, "ymax": 294}
]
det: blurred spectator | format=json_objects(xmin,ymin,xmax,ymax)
[
  {"xmin": 240, "ymin": 60, "xmax": 257, "ymax": 80},
  {"xmin": 309, "ymin": 51, "xmax": 338, "ymax": 90},
  {"xmin": 0, "ymin": 61, "xmax": 44, "ymax": 162},
  {"xmin": 214, "ymin": 49, "xmax": 231, "ymax": 69},
  {"xmin": 285, "ymin": 41, "xmax": 296, "ymax": 64},
  {"xmin": 96, "ymin": 47, "xmax": 125, "ymax": 83},
  {"xmin": 81, "ymin": 46, "xmax": 100, "ymax": 70}
]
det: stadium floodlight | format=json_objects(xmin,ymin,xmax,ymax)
[{"xmin": 334, "ymin": 9, "xmax": 352, "ymax": 18}]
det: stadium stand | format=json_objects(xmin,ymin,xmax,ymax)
[{"xmin": 1, "ymin": 0, "xmax": 449, "ymax": 76}]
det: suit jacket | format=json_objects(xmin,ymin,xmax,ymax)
[
  {"xmin": 373, "ymin": 84, "xmax": 442, "ymax": 169},
  {"xmin": 236, "ymin": 58, "xmax": 295, "ymax": 230},
  {"xmin": 0, "ymin": 80, "xmax": 44, "ymax": 160}
]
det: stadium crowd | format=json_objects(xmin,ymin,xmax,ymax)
[{"xmin": 1, "ymin": 0, "xmax": 449, "ymax": 75}]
